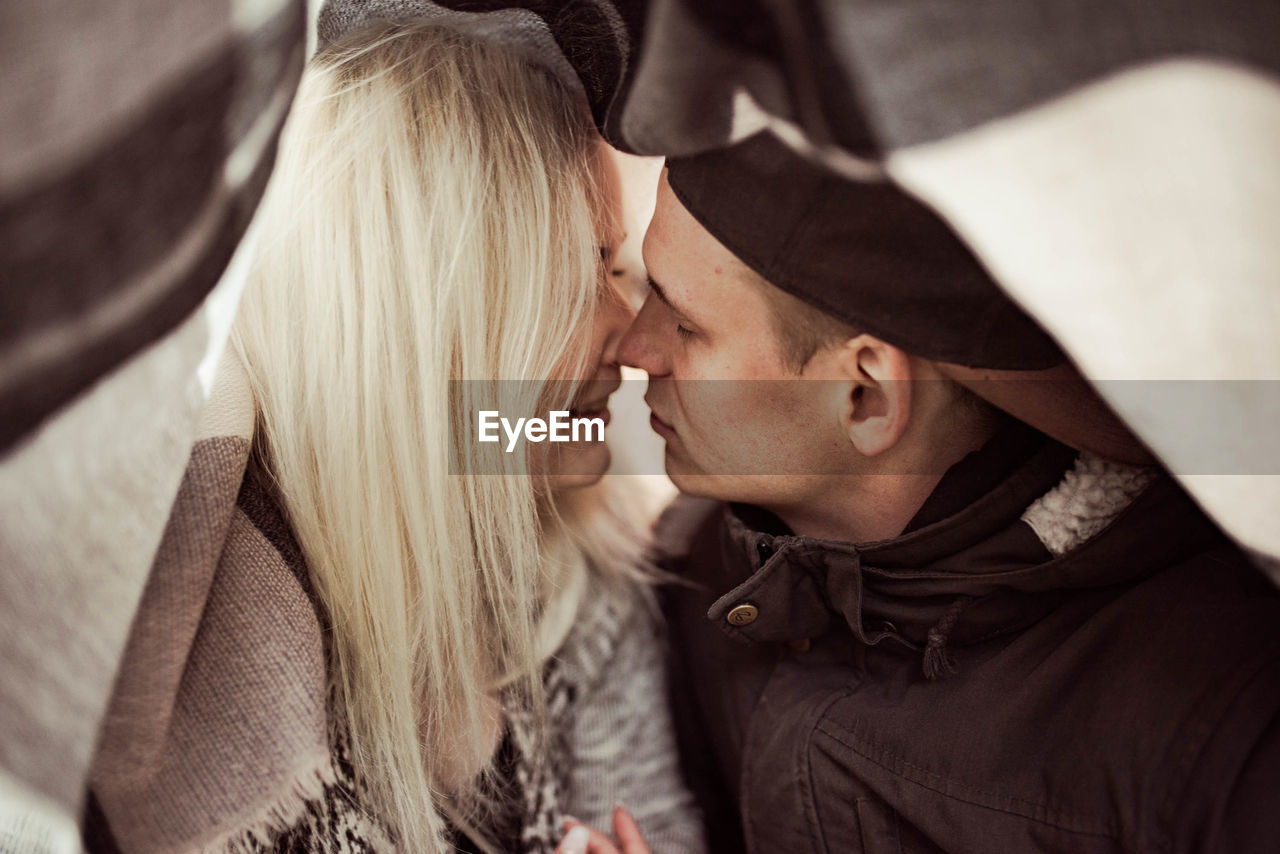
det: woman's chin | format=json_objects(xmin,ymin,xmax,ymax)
[
  {"xmin": 544, "ymin": 444, "xmax": 612, "ymax": 491},
  {"xmin": 546, "ymin": 471, "xmax": 605, "ymax": 492}
]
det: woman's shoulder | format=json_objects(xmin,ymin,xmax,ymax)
[{"xmin": 554, "ymin": 573, "xmax": 659, "ymax": 692}]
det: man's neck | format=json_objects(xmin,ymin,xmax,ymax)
[
  {"xmin": 764, "ymin": 411, "xmax": 1009, "ymax": 544},
  {"xmin": 767, "ymin": 473, "xmax": 946, "ymax": 543}
]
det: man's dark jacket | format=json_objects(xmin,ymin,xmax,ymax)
[{"xmin": 658, "ymin": 427, "xmax": 1280, "ymax": 853}]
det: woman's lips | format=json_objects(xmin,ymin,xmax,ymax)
[
  {"xmin": 567, "ymin": 381, "xmax": 620, "ymax": 429},
  {"xmin": 569, "ymin": 405, "xmax": 611, "ymax": 428},
  {"xmin": 649, "ymin": 411, "xmax": 675, "ymax": 438}
]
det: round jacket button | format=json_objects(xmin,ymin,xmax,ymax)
[
  {"xmin": 788, "ymin": 638, "xmax": 812, "ymax": 653},
  {"xmin": 726, "ymin": 603, "xmax": 759, "ymax": 626}
]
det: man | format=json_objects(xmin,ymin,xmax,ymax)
[{"xmin": 616, "ymin": 131, "xmax": 1280, "ymax": 853}]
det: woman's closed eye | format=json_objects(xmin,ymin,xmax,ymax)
[{"xmin": 599, "ymin": 245, "xmax": 624, "ymax": 278}]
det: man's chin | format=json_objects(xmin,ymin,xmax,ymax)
[
  {"xmin": 664, "ymin": 453, "xmax": 781, "ymax": 506},
  {"xmin": 664, "ymin": 453, "xmax": 731, "ymax": 499}
]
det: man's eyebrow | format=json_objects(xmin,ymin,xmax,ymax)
[{"xmin": 646, "ymin": 276, "xmax": 687, "ymax": 317}]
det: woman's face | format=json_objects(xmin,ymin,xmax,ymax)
[{"xmin": 539, "ymin": 145, "xmax": 633, "ymax": 490}]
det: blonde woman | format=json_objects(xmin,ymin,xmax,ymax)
[{"xmin": 82, "ymin": 5, "xmax": 704, "ymax": 853}]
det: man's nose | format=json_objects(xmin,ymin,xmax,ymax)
[{"xmin": 616, "ymin": 293, "xmax": 669, "ymax": 376}]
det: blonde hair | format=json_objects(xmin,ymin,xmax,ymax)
[{"xmin": 233, "ymin": 24, "xmax": 643, "ymax": 851}]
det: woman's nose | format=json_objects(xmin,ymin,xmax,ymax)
[{"xmin": 600, "ymin": 282, "xmax": 637, "ymax": 366}]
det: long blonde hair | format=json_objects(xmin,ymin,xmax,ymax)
[{"xmin": 233, "ymin": 23, "xmax": 644, "ymax": 851}]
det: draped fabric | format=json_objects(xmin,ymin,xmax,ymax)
[
  {"xmin": 0, "ymin": 0, "xmax": 307, "ymax": 838},
  {"xmin": 608, "ymin": 0, "xmax": 1280, "ymax": 569}
]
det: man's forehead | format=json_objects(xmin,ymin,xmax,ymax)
[{"xmin": 643, "ymin": 174, "xmax": 754, "ymax": 298}]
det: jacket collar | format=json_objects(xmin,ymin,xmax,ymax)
[{"xmin": 705, "ymin": 427, "xmax": 1225, "ymax": 677}]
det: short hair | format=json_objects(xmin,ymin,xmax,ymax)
[
  {"xmin": 739, "ymin": 265, "xmax": 859, "ymax": 372},
  {"xmin": 739, "ymin": 265, "xmax": 1003, "ymax": 431},
  {"xmin": 748, "ymin": 268, "xmax": 997, "ymax": 414}
]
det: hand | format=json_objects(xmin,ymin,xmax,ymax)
[{"xmin": 555, "ymin": 805, "xmax": 652, "ymax": 854}]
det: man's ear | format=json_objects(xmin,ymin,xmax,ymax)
[{"xmin": 832, "ymin": 335, "xmax": 913, "ymax": 457}]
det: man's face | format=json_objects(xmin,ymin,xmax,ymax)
[{"xmin": 617, "ymin": 173, "xmax": 855, "ymax": 508}]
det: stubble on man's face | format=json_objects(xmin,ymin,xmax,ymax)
[{"xmin": 628, "ymin": 175, "xmax": 854, "ymax": 508}]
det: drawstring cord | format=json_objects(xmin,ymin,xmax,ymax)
[{"xmin": 922, "ymin": 595, "xmax": 975, "ymax": 681}]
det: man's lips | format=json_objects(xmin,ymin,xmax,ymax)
[
  {"xmin": 645, "ymin": 391, "xmax": 676, "ymax": 438},
  {"xmin": 649, "ymin": 410, "xmax": 676, "ymax": 438}
]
